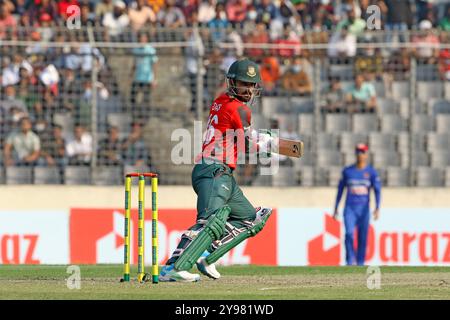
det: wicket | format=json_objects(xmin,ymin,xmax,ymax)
[{"xmin": 121, "ymin": 172, "xmax": 158, "ymax": 284}]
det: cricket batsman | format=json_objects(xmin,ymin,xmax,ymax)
[
  {"xmin": 159, "ymin": 58, "xmax": 274, "ymax": 282},
  {"xmin": 333, "ymin": 143, "xmax": 381, "ymax": 266}
]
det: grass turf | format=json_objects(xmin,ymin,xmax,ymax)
[{"xmin": 0, "ymin": 265, "xmax": 449, "ymax": 299}]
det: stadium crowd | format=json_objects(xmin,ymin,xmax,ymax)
[{"xmin": 0, "ymin": 0, "xmax": 449, "ymax": 178}]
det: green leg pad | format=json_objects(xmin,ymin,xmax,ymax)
[
  {"xmin": 205, "ymin": 208, "xmax": 273, "ymax": 265},
  {"xmin": 205, "ymin": 229, "xmax": 251, "ymax": 265},
  {"xmin": 174, "ymin": 205, "xmax": 231, "ymax": 271}
]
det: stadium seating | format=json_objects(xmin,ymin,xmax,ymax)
[
  {"xmin": 386, "ymin": 167, "xmax": 410, "ymax": 187},
  {"xmin": 0, "ymin": 21, "xmax": 448, "ymax": 187},
  {"xmin": 6, "ymin": 167, "xmax": 33, "ymax": 185},
  {"xmin": 33, "ymin": 167, "xmax": 62, "ymax": 185},
  {"xmin": 415, "ymin": 167, "xmax": 444, "ymax": 187},
  {"xmin": 64, "ymin": 167, "xmax": 91, "ymax": 185}
]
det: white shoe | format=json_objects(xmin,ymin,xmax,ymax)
[
  {"xmin": 159, "ymin": 264, "xmax": 200, "ymax": 282},
  {"xmin": 254, "ymin": 207, "xmax": 273, "ymax": 223},
  {"xmin": 196, "ymin": 256, "xmax": 221, "ymax": 280}
]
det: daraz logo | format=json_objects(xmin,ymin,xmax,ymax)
[{"xmin": 307, "ymin": 214, "xmax": 341, "ymax": 265}]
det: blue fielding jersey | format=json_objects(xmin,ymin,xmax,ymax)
[{"xmin": 335, "ymin": 164, "xmax": 381, "ymax": 210}]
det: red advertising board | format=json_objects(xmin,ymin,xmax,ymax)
[{"xmin": 70, "ymin": 208, "xmax": 277, "ymax": 265}]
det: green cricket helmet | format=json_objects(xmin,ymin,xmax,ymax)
[
  {"xmin": 227, "ymin": 58, "xmax": 262, "ymax": 84},
  {"xmin": 226, "ymin": 58, "xmax": 262, "ymax": 105}
]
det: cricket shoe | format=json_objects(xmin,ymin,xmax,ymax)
[
  {"xmin": 159, "ymin": 264, "xmax": 200, "ymax": 282},
  {"xmin": 196, "ymin": 251, "xmax": 221, "ymax": 280}
]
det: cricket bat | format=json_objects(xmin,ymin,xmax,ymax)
[{"xmin": 277, "ymin": 138, "xmax": 304, "ymax": 158}]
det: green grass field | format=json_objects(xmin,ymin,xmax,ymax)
[{"xmin": 0, "ymin": 265, "xmax": 449, "ymax": 299}]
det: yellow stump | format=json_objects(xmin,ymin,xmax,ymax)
[
  {"xmin": 123, "ymin": 176, "xmax": 132, "ymax": 281},
  {"xmin": 151, "ymin": 177, "xmax": 158, "ymax": 284},
  {"xmin": 137, "ymin": 175, "xmax": 145, "ymax": 283}
]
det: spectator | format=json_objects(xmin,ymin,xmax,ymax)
[
  {"xmin": 157, "ymin": 0, "xmax": 186, "ymax": 28},
  {"xmin": 345, "ymin": 74, "xmax": 377, "ymax": 113},
  {"xmin": 11, "ymin": 0, "xmax": 27, "ymax": 16},
  {"xmin": 226, "ymin": 0, "xmax": 247, "ymax": 27},
  {"xmin": 198, "ymin": 0, "xmax": 216, "ymax": 25},
  {"xmin": 438, "ymin": 5, "xmax": 450, "ymax": 31},
  {"xmin": 128, "ymin": 0, "xmax": 156, "ymax": 31},
  {"xmin": 383, "ymin": 48, "xmax": 411, "ymax": 84},
  {"xmin": 37, "ymin": 63, "xmax": 60, "ymax": 98},
  {"xmin": 39, "ymin": 123, "xmax": 66, "ymax": 166},
  {"xmin": 335, "ymin": 0, "xmax": 361, "ymax": 21},
  {"xmin": 312, "ymin": 0, "xmax": 335, "ymax": 31},
  {"xmin": 181, "ymin": 0, "xmax": 198, "ymax": 24},
  {"xmin": 360, "ymin": 0, "xmax": 380, "ymax": 22},
  {"xmin": 185, "ymin": 28, "xmax": 206, "ymax": 114},
  {"xmin": 433, "ymin": 0, "xmax": 449, "ymax": 22},
  {"xmin": 0, "ymin": 85, "xmax": 27, "ymax": 115},
  {"xmin": 82, "ymin": 80, "xmax": 109, "ymax": 102},
  {"xmin": 102, "ymin": 0, "xmax": 130, "ymax": 39},
  {"xmin": 95, "ymin": 0, "xmax": 114, "ymax": 21},
  {"xmin": 28, "ymin": 0, "xmax": 57, "ymax": 25},
  {"xmin": 17, "ymin": 66, "xmax": 39, "ymax": 111},
  {"xmin": 66, "ymin": 124, "xmax": 93, "ymax": 165},
  {"xmin": 438, "ymin": 32, "xmax": 450, "ymax": 81},
  {"xmin": 79, "ymin": 80, "xmax": 109, "ymax": 126},
  {"xmin": 260, "ymin": 56, "xmax": 280, "ymax": 94},
  {"xmin": 122, "ymin": 122, "xmax": 150, "ymax": 167},
  {"xmin": 207, "ymin": 3, "xmax": 228, "ymax": 43},
  {"xmin": 321, "ymin": 78, "xmax": 345, "ymax": 113},
  {"xmin": 59, "ymin": 68, "xmax": 82, "ymax": 113},
  {"xmin": 37, "ymin": 13, "xmax": 54, "ymax": 42},
  {"xmin": 2, "ymin": 54, "xmax": 33, "ymax": 87},
  {"xmin": 378, "ymin": 0, "xmax": 413, "ymax": 43},
  {"xmin": 131, "ymin": 32, "xmax": 158, "ymax": 120},
  {"xmin": 80, "ymin": 3, "xmax": 96, "ymax": 26},
  {"xmin": 63, "ymin": 35, "xmax": 105, "ymax": 75},
  {"xmin": 98, "ymin": 125, "xmax": 122, "ymax": 165},
  {"xmin": 57, "ymin": 0, "xmax": 79, "ymax": 19},
  {"xmin": 355, "ymin": 38, "xmax": 383, "ymax": 81},
  {"xmin": 54, "ymin": 0, "xmax": 77, "ymax": 22},
  {"xmin": 274, "ymin": 26, "xmax": 301, "ymax": 59},
  {"xmin": 303, "ymin": 24, "xmax": 329, "ymax": 59},
  {"xmin": 412, "ymin": 20, "xmax": 440, "ymax": 64},
  {"xmin": 255, "ymin": 0, "xmax": 277, "ymax": 27},
  {"xmin": 328, "ymin": 25, "xmax": 357, "ymax": 58},
  {"xmin": 5, "ymin": 106, "xmax": 27, "ymax": 133},
  {"xmin": 277, "ymin": 0, "xmax": 295, "ymax": 26},
  {"xmin": 34, "ymin": 118, "xmax": 51, "ymax": 162},
  {"xmin": 204, "ymin": 46, "xmax": 224, "ymax": 102},
  {"xmin": 4, "ymin": 117, "xmax": 40, "ymax": 166},
  {"xmin": 0, "ymin": 2, "xmax": 17, "ymax": 40},
  {"xmin": 336, "ymin": 7, "xmax": 366, "ymax": 38},
  {"xmin": 245, "ymin": 23, "xmax": 269, "ymax": 57},
  {"xmin": 415, "ymin": 0, "xmax": 435, "ymax": 24},
  {"xmin": 281, "ymin": 57, "xmax": 312, "ymax": 96},
  {"xmin": 30, "ymin": 102, "xmax": 51, "ymax": 124},
  {"xmin": 246, "ymin": 4, "xmax": 258, "ymax": 25},
  {"xmin": 78, "ymin": 33, "xmax": 106, "ymax": 75},
  {"xmin": 147, "ymin": 0, "xmax": 165, "ymax": 14},
  {"xmin": 25, "ymin": 30, "xmax": 46, "ymax": 55}
]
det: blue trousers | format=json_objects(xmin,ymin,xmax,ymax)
[{"xmin": 344, "ymin": 204, "xmax": 370, "ymax": 266}]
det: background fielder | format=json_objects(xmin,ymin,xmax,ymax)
[{"xmin": 334, "ymin": 143, "xmax": 381, "ymax": 266}]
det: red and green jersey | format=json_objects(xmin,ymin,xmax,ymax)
[{"xmin": 200, "ymin": 93, "xmax": 252, "ymax": 170}]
